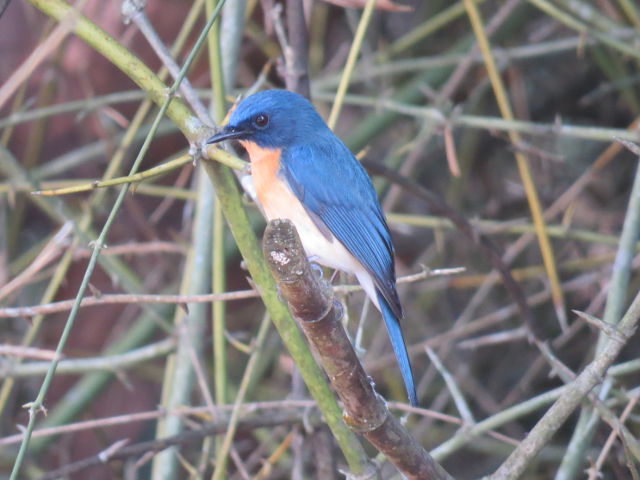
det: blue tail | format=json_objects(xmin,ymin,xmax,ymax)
[{"xmin": 377, "ymin": 292, "xmax": 418, "ymax": 406}]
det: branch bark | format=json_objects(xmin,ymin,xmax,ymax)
[{"xmin": 263, "ymin": 219, "xmax": 452, "ymax": 480}]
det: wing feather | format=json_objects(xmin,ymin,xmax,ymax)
[{"xmin": 281, "ymin": 142, "xmax": 402, "ymax": 318}]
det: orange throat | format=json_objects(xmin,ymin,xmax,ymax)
[{"xmin": 240, "ymin": 141, "xmax": 285, "ymax": 217}]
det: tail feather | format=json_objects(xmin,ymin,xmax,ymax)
[{"xmin": 377, "ymin": 292, "xmax": 418, "ymax": 406}]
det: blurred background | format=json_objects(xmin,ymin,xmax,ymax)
[{"xmin": 1, "ymin": 0, "xmax": 639, "ymax": 478}]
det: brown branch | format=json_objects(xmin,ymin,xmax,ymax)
[
  {"xmin": 36, "ymin": 414, "xmax": 301, "ymax": 480},
  {"xmin": 0, "ymin": 401, "xmax": 319, "ymax": 447},
  {"xmin": 262, "ymin": 219, "xmax": 452, "ymax": 480},
  {"xmin": 270, "ymin": 0, "xmax": 311, "ymax": 98},
  {"xmin": 1, "ymin": 270, "xmax": 436, "ymax": 318},
  {"xmin": 285, "ymin": 0, "xmax": 311, "ymax": 98},
  {"xmin": 73, "ymin": 240, "xmax": 187, "ymax": 258},
  {"xmin": 0, "ymin": 290, "xmax": 258, "ymax": 318}
]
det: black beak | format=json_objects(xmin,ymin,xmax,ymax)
[{"xmin": 206, "ymin": 125, "xmax": 248, "ymax": 144}]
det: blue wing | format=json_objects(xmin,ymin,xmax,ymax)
[
  {"xmin": 280, "ymin": 141, "xmax": 402, "ymax": 317},
  {"xmin": 280, "ymin": 141, "xmax": 418, "ymax": 405}
]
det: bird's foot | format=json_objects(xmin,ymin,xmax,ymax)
[{"xmin": 307, "ymin": 257, "xmax": 324, "ymax": 278}]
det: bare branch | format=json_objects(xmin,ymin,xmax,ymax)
[
  {"xmin": 36, "ymin": 414, "xmax": 302, "ymax": 480},
  {"xmin": 263, "ymin": 219, "xmax": 452, "ymax": 480}
]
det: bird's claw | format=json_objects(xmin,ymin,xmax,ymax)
[{"xmin": 307, "ymin": 257, "xmax": 324, "ymax": 278}]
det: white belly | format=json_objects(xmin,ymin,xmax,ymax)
[
  {"xmin": 242, "ymin": 140, "xmax": 380, "ymax": 309},
  {"xmin": 261, "ymin": 189, "xmax": 355, "ymax": 272},
  {"xmin": 261, "ymin": 189, "xmax": 380, "ymax": 309}
]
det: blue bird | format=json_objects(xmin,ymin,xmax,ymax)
[{"xmin": 207, "ymin": 90, "xmax": 418, "ymax": 406}]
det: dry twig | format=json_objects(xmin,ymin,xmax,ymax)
[{"xmin": 263, "ymin": 219, "xmax": 452, "ymax": 480}]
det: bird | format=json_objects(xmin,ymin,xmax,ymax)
[{"xmin": 207, "ymin": 89, "xmax": 418, "ymax": 406}]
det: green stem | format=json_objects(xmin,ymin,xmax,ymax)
[
  {"xmin": 527, "ymin": 0, "xmax": 640, "ymax": 60},
  {"xmin": 152, "ymin": 170, "xmax": 215, "ymax": 480},
  {"xmin": 212, "ymin": 313, "xmax": 271, "ymax": 480},
  {"xmin": 149, "ymin": 2, "xmax": 229, "ymax": 477},
  {"xmin": 10, "ymin": 2, "xmax": 227, "ymax": 477},
  {"xmin": 326, "ymin": 0, "xmax": 378, "ymax": 129},
  {"xmin": 206, "ymin": 0, "xmax": 230, "ymax": 476},
  {"xmin": 201, "ymin": 159, "xmax": 370, "ymax": 476},
  {"xmin": 556, "ymin": 156, "xmax": 640, "ymax": 480},
  {"xmin": 9, "ymin": 99, "xmax": 168, "ymax": 478},
  {"xmin": 26, "ymin": 0, "xmax": 205, "ymax": 140}
]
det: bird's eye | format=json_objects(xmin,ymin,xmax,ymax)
[{"xmin": 255, "ymin": 114, "xmax": 269, "ymax": 128}]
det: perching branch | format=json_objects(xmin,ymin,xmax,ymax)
[
  {"xmin": 263, "ymin": 219, "xmax": 452, "ymax": 480},
  {"xmin": 201, "ymin": 159, "xmax": 371, "ymax": 476}
]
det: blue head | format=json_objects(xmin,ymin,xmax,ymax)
[{"xmin": 206, "ymin": 90, "xmax": 332, "ymax": 149}]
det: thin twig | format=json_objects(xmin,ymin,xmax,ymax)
[
  {"xmin": 8, "ymin": 1, "xmax": 221, "ymax": 476},
  {"xmin": 284, "ymin": 0, "xmax": 310, "ymax": 97},
  {"xmin": 0, "ymin": 7, "xmax": 76, "ymax": 109},
  {"xmin": 464, "ymin": 0, "xmax": 566, "ymax": 330},
  {"xmin": 558, "ymin": 141, "xmax": 640, "ymax": 478},
  {"xmin": 587, "ymin": 394, "xmax": 639, "ymax": 480},
  {"xmin": 121, "ymin": 0, "xmax": 213, "ymax": 126},
  {"xmin": 0, "ymin": 223, "xmax": 72, "ymax": 301},
  {"xmin": 364, "ymin": 160, "xmax": 538, "ymax": 338},
  {"xmin": 425, "ymin": 348, "xmax": 475, "ymax": 424},
  {"xmin": 0, "ymin": 269, "xmax": 434, "ymax": 318},
  {"xmin": 489, "ymin": 287, "xmax": 640, "ymax": 479},
  {"xmin": 0, "ymin": 338, "xmax": 175, "ymax": 378},
  {"xmin": 36, "ymin": 414, "xmax": 303, "ymax": 480}
]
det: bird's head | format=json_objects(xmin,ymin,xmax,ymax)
[{"xmin": 206, "ymin": 90, "xmax": 330, "ymax": 150}]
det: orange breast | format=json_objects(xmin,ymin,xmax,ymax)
[
  {"xmin": 240, "ymin": 141, "xmax": 365, "ymax": 281},
  {"xmin": 241, "ymin": 141, "xmax": 296, "ymax": 220}
]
